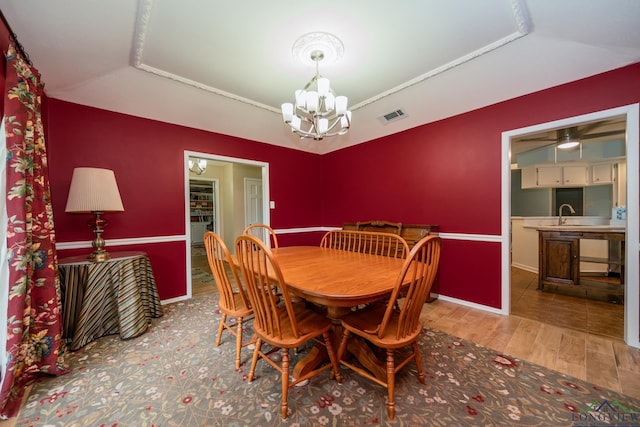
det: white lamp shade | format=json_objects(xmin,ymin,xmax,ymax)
[
  {"xmin": 318, "ymin": 118, "xmax": 328, "ymax": 133},
  {"xmin": 306, "ymin": 91, "xmax": 319, "ymax": 112},
  {"xmin": 291, "ymin": 116, "xmax": 301, "ymax": 131},
  {"xmin": 317, "ymin": 77, "xmax": 330, "ymax": 96},
  {"xmin": 295, "ymin": 90, "xmax": 306, "ymax": 108},
  {"xmin": 340, "ymin": 110, "xmax": 352, "ymax": 128},
  {"xmin": 65, "ymin": 167, "xmax": 124, "ymax": 213},
  {"xmin": 335, "ymin": 96, "xmax": 348, "ymax": 114},
  {"xmin": 325, "ymin": 93, "xmax": 335, "ymax": 111},
  {"xmin": 281, "ymin": 103, "xmax": 293, "ymax": 122}
]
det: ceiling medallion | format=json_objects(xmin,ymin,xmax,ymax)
[
  {"xmin": 292, "ymin": 32, "xmax": 344, "ymax": 66},
  {"xmin": 281, "ymin": 32, "xmax": 351, "ymax": 141}
]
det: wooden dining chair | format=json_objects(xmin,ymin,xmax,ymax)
[
  {"xmin": 320, "ymin": 229, "xmax": 409, "ymax": 259},
  {"xmin": 243, "ymin": 223, "xmax": 279, "ymax": 249},
  {"xmin": 235, "ymin": 234, "xmax": 342, "ymax": 420},
  {"xmin": 203, "ymin": 232, "xmax": 254, "ymax": 370},
  {"xmin": 336, "ymin": 235, "xmax": 442, "ymax": 420}
]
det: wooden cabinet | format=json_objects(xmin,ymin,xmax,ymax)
[
  {"xmin": 538, "ymin": 231, "xmax": 580, "ymax": 289},
  {"xmin": 537, "ymin": 229, "xmax": 625, "ymax": 291}
]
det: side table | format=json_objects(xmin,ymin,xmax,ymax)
[{"xmin": 58, "ymin": 251, "xmax": 163, "ymax": 351}]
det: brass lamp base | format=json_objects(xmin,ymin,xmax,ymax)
[
  {"xmin": 87, "ymin": 250, "xmax": 111, "ymax": 263},
  {"xmin": 87, "ymin": 211, "xmax": 111, "ymax": 263}
]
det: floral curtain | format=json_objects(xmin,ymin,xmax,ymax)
[{"xmin": 0, "ymin": 42, "xmax": 68, "ymax": 419}]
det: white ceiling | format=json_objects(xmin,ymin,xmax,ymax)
[{"xmin": 1, "ymin": 0, "xmax": 639, "ymax": 154}]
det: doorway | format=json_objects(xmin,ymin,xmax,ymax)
[
  {"xmin": 502, "ymin": 104, "xmax": 639, "ymax": 348},
  {"xmin": 184, "ymin": 151, "xmax": 270, "ymax": 298}
]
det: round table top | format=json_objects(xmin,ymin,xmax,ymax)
[{"xmin": 58, "ymin": 251, "xmax": 147, "ymax": 266}]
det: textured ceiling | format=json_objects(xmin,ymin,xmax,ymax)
[{"xmin": 1, "ymin": 0, "xmax": 639, "ymax": 154}]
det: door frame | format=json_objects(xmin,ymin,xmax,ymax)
[
  {"xmin": 501, "ymin": 103, "xmax": 639, "ymax": 348},
  {"xmin": 184, "ymin": 151, "xmax": 269, "ymax": 298}
]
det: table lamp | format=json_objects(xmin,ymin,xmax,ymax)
[{"xmin": 65, "ymin": 167, "xmax": 124, "ymax": 262}]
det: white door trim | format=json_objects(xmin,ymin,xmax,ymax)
[
  {"xmin": 183, "ymin": 151, "xmax": 269, "ymax": 299},
  {"xmin": 501, "ymin": 103, "xmax": 639, "ymax": 348}
]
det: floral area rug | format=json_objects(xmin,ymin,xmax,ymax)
[{"xmin": 15, "ymin": 294, "xmax": 640, "ymax": 426}]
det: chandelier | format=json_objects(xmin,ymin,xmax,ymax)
[
  {"xmin": 189, "ymin": 158, "xmax": 207, "ymax": 175},
  {"xmin": 281, "ymin": 33, "xmax": 351, "ymax": 140}
]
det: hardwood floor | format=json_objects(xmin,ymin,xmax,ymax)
[
  {"xmin": 511, "ymin": 267, "xmax": 624, "ymax": 340},
  {"xmin": 191, "ymin": 244, "xmax": 217, "ymax": 297}
]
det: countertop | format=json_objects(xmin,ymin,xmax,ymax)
[{"xmin": 532, "ymin": 225, "xmax": 626, "ymax": 232}]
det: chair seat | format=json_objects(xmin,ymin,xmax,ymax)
[
  {"xmin": 341, "ymin": 305, "xmax": 421, "ymax": 349},
  {"xmin": 257, "ymin": 304, "xmax": 332, "ymax": 349},
  {"xmin": 219, "ymin": 292, "xmax": 252, "ymax": 318}
]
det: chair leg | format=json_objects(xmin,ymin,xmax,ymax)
[
  {"xmin": 281, "ymin": 348, "xmax": 290, "ymax": 419},
  {"xmin": 336, "ymin": 328, "xmax": 351, "ymax": 362},
  {"xmin": 234, "ymin": 317, "xmax": 243, "ymax": 369},
  {"xmin": 322, "ymin": 331, "xmax": 343, "ymax": 383},
  {"xmin": 386, "ymin": 349, "xmax": 396, "ymax": 420},
  {"xmin": 413, "ymin": 341, "xmax": 426, "ymax": 384},
  {"xmin": 248, "ymin": 338, "xmax": 262, "ymax": 382},
  {"xmin": 215, "ymin": 314, "xmax": 227, "ymax": 347}
]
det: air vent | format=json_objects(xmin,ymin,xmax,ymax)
[{"xmin": 378, "ymin": 108, "xmax": 408, "ymax": 124}]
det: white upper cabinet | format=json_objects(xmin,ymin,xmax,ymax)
[
  {"xmin": 521, "ymin": 164, "xmax": 587, "ymax": 188},
  {"xmin": 536, "ymin": 166, "xmax": 563, "ymax": 186},
  {"xmin": 562, "ymin": 165, "xmax": 588, "ymax": 186},
  {"xmin": 590, "ymin": 162, "xmax": 615, "ymax": 185}
]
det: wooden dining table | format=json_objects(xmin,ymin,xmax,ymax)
[{"xmin": 235, "ymin": 245, "xmax": 408, "ymax": 381}]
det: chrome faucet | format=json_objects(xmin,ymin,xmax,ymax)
[{"xmin": 558, "ymin": 204, "xmax": 576, "ymax": 225}]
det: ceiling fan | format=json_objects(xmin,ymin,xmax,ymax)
[{"xmin": 518, "ymin": 119, "xmax": 626, "ymax": 148}]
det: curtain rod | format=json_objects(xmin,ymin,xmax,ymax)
[{"xmin": 0, "ymin": 9, "xmax": 33, "ymax": 67}]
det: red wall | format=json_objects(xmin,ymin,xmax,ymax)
[
  {"xmin": 321, "ymin": 62, "xmax": 640, "ymax": 307},
  {"xmin": 45, "ymin": 100, "xmax": 324, "ymax": 299},
  {"xmin": 32, "ymin": 63, "xmax": 640, "ymax": 308}
]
